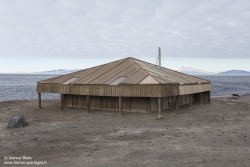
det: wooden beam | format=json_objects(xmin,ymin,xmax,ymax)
[
  {"xmin": 60, "ymin": 94, "xmax": 64, "ymax": 111},
  {"xmin": 158, "ymin": 97, "xmax": 162, "ymax": 118},
  {"xmin": 119, "ymin": 97, "xmax": 122, "ymax": 116},
  {"xmin": 200, "ymin": 93, "xmax": 203, "ymax": 106},
  {"xmin": 189, "ymin": 94, "xmax": 193, "ymax": 109},
  {"xmin": 87, "ymin": 95, "xmax": 90, "ymax": 113},
  {"xmin": 38, "ymin": 92, "xmax": 41, "ymax": 109},
  {"xmin": 176, "ymin": 95, "xmax": 179, "ymax": 111}
]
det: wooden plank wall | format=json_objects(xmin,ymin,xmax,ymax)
[
  {"xmin": 131, "ymin": 97, "xmax": 148, "ymax": 113},
  {"xmin": 194, "ymin": 91, "xmax": 210, "ymax": 103},
  {"xmin": 101, "ymin": 96, "xmax": 118, "ymax": 111},
  {"xmin": 37, "ymin": 83, "xmax": 210, "ymax": 99},
  {"xmin": 64, "ymin": 92, "xmax": 210, "ymax": 113},
  {"xmin": 152, "ymin": 95, "xmax": 193, "ymax": 111},
  {"xmin": 150, "ymin": 97, "xmax": 157, "ymax": 111},
  {"xmin": 167, "ymin": 96, "xmax": 176, "ymax": 109},
  {"xmin": 161, "ymin": 85, "xmax": 180, "ymax": 97},
  {"xmin": 76, "ymin": 95, "xmax": 86, "ymax": 108},
  {"xmin": 90, "ymin": 96, "xmax": 102, "ymax": 109},
  {"xmin": 180, "ymin": 95, "xmax": 190, "ymax": 105},
  {"xmin": 162, "ymin": 97, "xmax": 168, "ymax": 110},
  {"xmin": 65, "ymin": 95, "xmax": 87, "ymax": 108},
  {"xmin": 179, "ymin": 84, "xmax": 211, "ymax": 95},
  {"xmin": 64, "ymin": 95, "xmax": 150, "ymax": 112},
  {"xmin": 122, "ymin": 97, "xmax": 131, "ymax": 111},
  {"xmin": 64, "ymin": 95, "xmax": 74, "ymax": 107},
  {"xmin": 37, "ymin": 84, "xmax": 180, "ymax": 97}
]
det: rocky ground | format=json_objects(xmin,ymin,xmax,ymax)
[{"xmin": 0, "ymin": 95, "xmax": 250, "ymax": 167}]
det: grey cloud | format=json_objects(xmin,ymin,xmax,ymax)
[{"xmin": 0, "ymin": 0, "xmax": 249, "ymax": 59}]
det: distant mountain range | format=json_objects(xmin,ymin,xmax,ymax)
[
  {"xmin": 36, "ymin": 67, "xmax": 250, "ymax": 75},
  {"xmin": 218, "ymin": 70, "xmax": 250, "ymax": 75},
  {"xmin": 36, "ymin": 69, "xmax": 81, "ymax": 74},
  {"xmin": 177, "ymin": 66, "xmax": 250, "ymax": 75},
  {"xmin": 177, "ymin": 66, "xmax": 216, "ymax": 75}
]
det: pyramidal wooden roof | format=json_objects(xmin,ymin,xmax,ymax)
[{"xmin": 38, "ymin": 57, "xmax": 210, "ymax": 85}]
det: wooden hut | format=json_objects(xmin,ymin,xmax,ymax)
[{"xmin": 36, "ymin": 57, "xmax": 211, "ymax": 118}]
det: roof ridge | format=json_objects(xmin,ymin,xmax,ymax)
[
  {"xmin": 130, "ymin": 57, "xmax": 161, "ymax": 84},
  {"xmin": 115, "ymin": 57, "xmax": 151, "ymax": 84},
  {"xmin": 129, "ymin": 57, "xmax": 150, "ymax": 75}
]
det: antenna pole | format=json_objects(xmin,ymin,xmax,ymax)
[{"xmin": 158, "ymin": 47, "xmax": 161, "ymax": 68}]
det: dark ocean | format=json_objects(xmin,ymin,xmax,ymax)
[{"xmin": 0, "ymin": 74, "xmax": 250, "ymax": 102}]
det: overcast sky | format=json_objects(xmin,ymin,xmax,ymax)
[{"xmin": 0, "ymin": 0, "xmax": 250, "ymax": 73}]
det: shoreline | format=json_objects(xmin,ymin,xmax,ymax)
[{"xmin": 211, "ymin": 93, "xmax": 250, "ymax": 98}]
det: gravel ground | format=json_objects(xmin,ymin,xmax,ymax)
[{"xmin": 0, "ymin": 95, "xmax": 250, "ymax": 167}]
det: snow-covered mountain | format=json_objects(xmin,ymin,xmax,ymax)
[
  {"xmin": 36, "ymin": 69, "xmax": 81, "ymax": 74},
  {"xmin": 218, "ymin": 70, "xmax": 250, "ymax": 74},
  {"xmin": 176, "ymin": 66, "xmax": 216, "ymax": 75}
]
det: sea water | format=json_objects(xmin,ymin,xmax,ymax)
[
  {"xmin": 199, "ymin": 75, "xmax": 250, "ymax": 97},
  {"xmin": 0, "ymin": 74, "xmax": 60, "ymax": 102},
  {"xmin": 0, "ymin": 74, "xmax": 250, "ymax": 102}
]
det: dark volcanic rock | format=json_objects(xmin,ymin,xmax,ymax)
[{"xmin": 7, "ymin": 115, "xmax": 28, "ymax": 128}]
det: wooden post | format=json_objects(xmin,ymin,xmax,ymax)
[
  {"xmin": 38, "ymin": 92, "xmax": 41, "ymax": 109},
  {"xmin": 158, "ymin": 97, "xmax": 162, "ymax": 118},
  {"xmin": 119, "ymin": 97, "xmax": 122, "ymax": 116},
  {"xmin": 176, "ymin": 95, "xmax": 179, "ymax": 111},
  {"xmin": 87, "ymin": 95, "xmax": 90, "ymax": 113},
  {"xmin": 200, "ymin": 93, "xmax": 203, "ymax": 106},
  {"xmin": 159, "ymin": 47, "xmax": 161, "ymax": 68},
  {"xmin": 189, "ymin": 94, "xmax": 193, "ymax": 109},
  {"xmin": 60, "ymin": 94, "xmax": 64, "ymax": 111},
  {"xmin": 208, "ymin": 91, "xmax": 211, "ymax": 103},
  {"xmin": 147, "ymin": 97, "xmax": 151, "ymax": 113}
]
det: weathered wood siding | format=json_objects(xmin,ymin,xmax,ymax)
[
  {"xmin": 101, "ymin": 96, "xmax": 118, "ymax": 111},
  {"xmin": 150, "ymin": 95, "xmax": 195, "ymax": 111},
  {"xmin": 180, "ymin": 95, "xmax": 190, "ymax": 105},
  {"xmin": 37, "ymin": 83, "xmax": 210, "ymax": 97},
  {"xmin": 130, "ymin": 97, "xmax": 148, "ymax": 113},
  {"xmin": 122, "ymin": 97, "xmax": 131, "ymax": 111},
  {"xmin": 162, "ymin": 97, "xmax": 168, "ymax": 110},
  {"xmin": 179, "ymin": 84, "xmax": 211, "ymax": 95},
  {"xmin": 90, "ymin": 96, "xmax": 102, "ymax": 109},
  {"xmin": 64, "ymin": 95, "xmax": 150, "ymax": 112},
  {"xmin": 37, "ymin": 84, "xmax": 179, "ymax": 97},
  {"xmin": 167, "ymin": 96, "xmax": 176, "ymax": 109},
  {"xmin": 63, "ymin": 93, "xmax": 209, "ymax": 113},
  {"xmin": 150, "ymin": 97, "xmax": 157, "ymax": 111},
  {"xmin": 194, "ymin": 91, "xmax": 210, "ymax": 103}
]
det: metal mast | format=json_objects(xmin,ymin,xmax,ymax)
[{"xmin": 158, "ymin": 47, "xmax": 161, "ymax": 68}]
